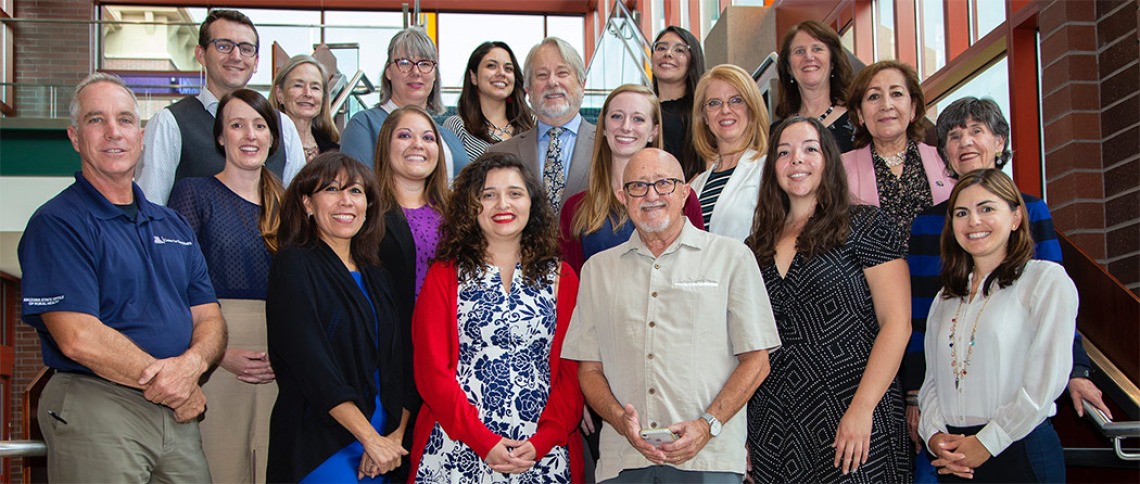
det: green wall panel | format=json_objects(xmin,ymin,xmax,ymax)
[{"xmin": 0, "ymin": 127, "xmax": 81, "ymax": 176}]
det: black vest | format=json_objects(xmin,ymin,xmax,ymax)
[{"xmin": 168, "ymin": 96, "xmax": 288, "ymax": 182}]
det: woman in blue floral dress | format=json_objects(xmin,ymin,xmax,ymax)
[{"xmin": 408, "ymin": 152, "xmax": 584, "ymax": 483}]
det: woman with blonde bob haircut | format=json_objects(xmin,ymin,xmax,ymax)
[
  {"xmin": 920, "ymin": 169, "xmax": 1073, "ymax": 483},
  {"xmin": 270, "ymin": 55, "xmax": 340, "ymax": 162},
  {"xmin": 689, "ymin": 64, "xmax": 771, "ymax": 241}
]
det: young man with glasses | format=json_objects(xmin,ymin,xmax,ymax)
[
  {"xmin": 564, "ymin": 148, "xmax": 781, "ymax": 483},
  {"xmin": 137, "ymin": 9, "xmax": 305, "ymax": 204}
]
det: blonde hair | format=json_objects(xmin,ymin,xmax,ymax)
[
  {"xmin": 691, "ymin": 64, "xmax": 770, "ymax": 163},
  {"xmin": 270, "ymin": 55, "xmax": 340, "ymax": 143},
  {"xmin": 570, "ymin": 84, "xmax": 663, "ymax": 237}
]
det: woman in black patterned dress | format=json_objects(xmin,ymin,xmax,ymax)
[{"xmin": 745, "ymin": 117, "xmax": 911, "ymax": 482}]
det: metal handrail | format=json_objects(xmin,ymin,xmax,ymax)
[
  {"xmin": 1083, "ymin": 400, "xmax": 1140, "ymax": 461},
  {"xmin": 0, "ymin": 440, "xmax": 46, "ymax": 458}
]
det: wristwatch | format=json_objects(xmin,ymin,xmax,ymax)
[{"xmin": 701, "ymin": 412, "xmax": 722, "ymax": 437}]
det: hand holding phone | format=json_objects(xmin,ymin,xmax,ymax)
[{"xmin": 639, "ymin": 428, "xmax": 679, "ymax": 446}]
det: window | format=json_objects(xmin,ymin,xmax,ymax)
[
  {"xmin": 917, "ymin": 0, "xmax": 946, "ymax": 79},
  {"xmin": 875, "ymin": 0, "xmax": 896, "ymax": 61}
]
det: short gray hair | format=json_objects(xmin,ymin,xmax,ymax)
[
  {"xmin": 379, "ymin": 26, "xmax": 445, "ymax": 115},
  {"xmin": 69, "ymin": 73, "xmax": 139, "ymax": 127},
  {"xmin": 936, "ymin": 96, "xmax": 1012, "ymax": 177},
  {"xmin": 523, "ymin": 37, "xmax": 586, "ymax": 91}
]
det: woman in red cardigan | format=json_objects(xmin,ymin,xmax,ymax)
[{"xmin": 409, "ymin": 152, "xmax": 584, "ymax": 482}]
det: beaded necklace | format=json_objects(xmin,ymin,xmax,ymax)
[
  {"xmin": 801, "ymin": 103, "xmax": 835, "ymax": 122},
  {"xmin": 948, "ymin": 291, "xmax": 991, "ymax": 391}
]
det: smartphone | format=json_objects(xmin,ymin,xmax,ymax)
[{"xmin": 639, "ymin": 428, "xmax": 678, "ymax": 446}]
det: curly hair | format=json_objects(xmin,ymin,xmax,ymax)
[
  {"xmin": 775, "ymin": 20, "xmax": 853, "ymax": 119},
  {"xmin": 437, "ymin": 152, "xmax": 560, "ymax": 285},
  {"xmin": 374, "ymin": 105, "xmax": 450, "ymax": 216},
  {"xmin": 939, "ymin": 168, "xmax": 1032, "ymax": 299},
  {"xmin": 935, "ymin": 96, "xmax": 1011, "ymax": 177},
  {"xmin": 278, "ymin": 152, "xmax": 385, "ymax": 267},
  {"xmin": 746, "ymin": 117, "xmax": 851, "ymax": 264},
  {"xmin": 457, "ymin": 41, "xmax": 535, "ymax": 143}
]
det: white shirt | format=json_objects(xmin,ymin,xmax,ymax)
[
  {"xmin": 563, "ymin": 221, "xmax": 781, "ymax": 481},
  {"xmin": 688, "ymin": 149, "xmax": 765, "ymax": 242},
  {"xmin": 918, "ymin": 260, "xmax": 1077, "ymax": 457},
  {"xmin": 136, "ymin": 89, "xmax": 305, "ymax": 205}
]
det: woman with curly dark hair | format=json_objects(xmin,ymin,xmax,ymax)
[
  {"xmin": 745, "ymin": 117, "xmax": 911, "ymax": 482},
  {"xmin": 408, "ymin": 152, "xmax": 584, "ymax": 482}
]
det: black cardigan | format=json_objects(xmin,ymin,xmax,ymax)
[
  {"xmin": 265, "ymin": 242, "xmax": 412, "ymax": 482},
  {"xmin": 377, "ymin": 209, "xmax": 424, "ymax": 472}
]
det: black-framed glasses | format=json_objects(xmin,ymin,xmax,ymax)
[
  {"xmin": 652, "ymin": 42, "xmax": 690, "ymax": 56},
  {"xmin": 623, "ymin": 178, "xmax": 683, "ymax": 198},
  {"xmin": 704, "ymin": 96, "xmax": 747, "ymax": 111},
  {"xmin": 207, "ymin": 38, "xmax": 258, "ymax": 57},
  {"xmin": 390, "ymin": 58, "xmax": 437, "ymax": 74}
]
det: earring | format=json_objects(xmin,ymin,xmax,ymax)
[
  {"xmin": 307, "ymin": 212, "xmax": 313, "ymax": 217},
  {"xmin": 790, "ymin": 77, "xmax": 796, "ymax": 84}
]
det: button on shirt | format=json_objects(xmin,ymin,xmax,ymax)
[
  {"xmin": 536, "ymin": 114, "xmax": 582, "ymax": 179},
  {"xmin": 564, "ymin": 220, "xmax": 781, "ymax": 482},
  {"xmin": 18, "ymin": 172, "xmax": 217, "ymax": 374}
]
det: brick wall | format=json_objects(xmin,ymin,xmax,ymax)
[
  {"xmin": 1039, "ymin": 0, "xmax": 1140, "ymax": 293},
  {"xmin": 13, "ymin": 0, "xmax": 94, "ymax": 117}
]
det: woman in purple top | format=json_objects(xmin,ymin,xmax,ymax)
[
  {"xmin": 376, "ymin": 105, "xmax": 450, "ymax": 470},
  {"xmin": 167, "ymin": 89, "xmax": 284, "ymax": 483}
]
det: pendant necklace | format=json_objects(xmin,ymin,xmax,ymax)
[{"xmin": 948, "ymin": 291, "xmax": 991, "ymax": 391}]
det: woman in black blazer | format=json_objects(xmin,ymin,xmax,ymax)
[{"xmin": 266, "ymin": 153, "xmax": 414, "ymax": 482}]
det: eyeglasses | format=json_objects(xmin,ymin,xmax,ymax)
[
  {"xmin": 623, "ymin": 178, "xmax": 683, "ymax": 198},
  {"xmin": 207, "ymin": 38, "xmax": 258, "ymax": 57},
  {"xmin": 704, "ymin": 96, "xmax": 747, "ymax": 111},
  {"xmin": 652, "ymin": 42, "xmax": 690, "ymax": 56},
  {"xmin": 390, "ymin": 58, "xmax": 437, "ymax": 74}
]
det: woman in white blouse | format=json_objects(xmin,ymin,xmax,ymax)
[{"xmin": 919, "ymin": 169, "xmax": 1076, "ymax": 483}]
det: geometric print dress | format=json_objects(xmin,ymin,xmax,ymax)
[
  {"xmin": 747, "ymin": 206, "xmax": 911, "ymax": 483},
  {"xmin": 415, "ymin": 263, "xmax": 571, "ymax": 483}
]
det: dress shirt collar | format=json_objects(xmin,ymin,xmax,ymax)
[
  {"xmin": 380, "ymin": 99, "xmax": 400, "ymax": 113},
  {"xmin": 537, "ymin": 114, "xmax": 582, "ymax": 140},
  {"xmin": 623, "ymin": 218, "xmax": 706, "ymax": 259},
  {"xmin": 196, "ymin": 88, "xmax": 222, "ymax": 117}
]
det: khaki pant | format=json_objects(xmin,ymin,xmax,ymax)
[
  {"xmin": 199, "ymin": 299, "xmax": 279, "ymax": 483},
  {"xmin": 39, "ymin": 372, "xmax": 211, "ymax": 483}
]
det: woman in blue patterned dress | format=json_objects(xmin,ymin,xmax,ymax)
[
  {"xmin": 745, "ymin": 117, "xmax": 911, "ymax": 482},
  {"xmin": 168, "ymin": 88, "xmax": 283, "ymax": 483},
  {"xmin": 408, "ymin": 152, "xmax": 585, "ymax": 482}
]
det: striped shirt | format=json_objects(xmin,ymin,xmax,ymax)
[{"xmin": 699, "ymin": 166, "xmax": 736, "ymax": 228}]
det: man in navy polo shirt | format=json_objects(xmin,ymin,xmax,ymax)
[{"xmin": 18, "ymin": 73, "xmax": 227, "ymax": 482}]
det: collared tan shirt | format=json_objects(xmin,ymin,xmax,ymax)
[{"xmin": 564, "ymin": 220, "xmax": 781, "ymax": 481}]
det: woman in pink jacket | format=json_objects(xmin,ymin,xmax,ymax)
[{"xmin": 842, "ymin": 61, "xmax": 954, "ymax": 251}]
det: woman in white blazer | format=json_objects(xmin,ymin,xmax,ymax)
[{"xmin": 689, "ymin": 64, "xmax": 770, "ymax": 241}]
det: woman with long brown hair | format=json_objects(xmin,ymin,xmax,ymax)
[
  {"xmin": 773, "ymin": 20, "xmax": 855, "ymax": 152},
  {"xmin": 444, "ymin": 41, "xmax": 534, "ymax": 160},
  {"xmin": 409, "ymin": 153, "xmax": 584, "ymax": 482},
  {"xmin": 746, "ymin": 117, "xmax": 911, "ymax": 482},
  {"xmin": 168, "ymin": 88, "xmax": 284, "ymax": 483}
]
